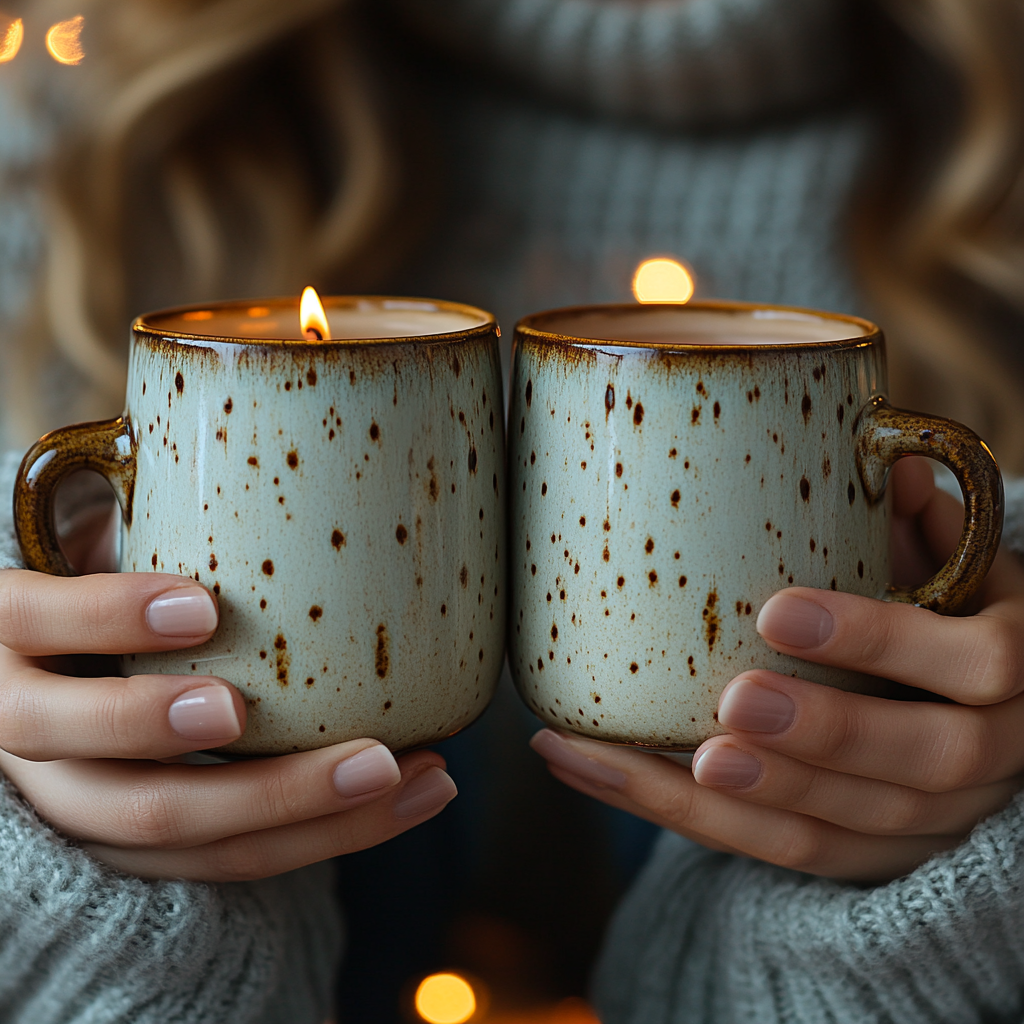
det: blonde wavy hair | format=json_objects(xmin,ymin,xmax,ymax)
[
  {"xmin": 6, "ymin": 0, "xmax": 404, "ymax": 439},
  {"xmin": 7, "ymin": 0, "xmax": 1024, "ymax": 471},
  {"xmin": 859, "ymin": 0, "xmax": 1024, "ymax": 470}
]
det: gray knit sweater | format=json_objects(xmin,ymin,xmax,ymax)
[{"xmin": 2, "ymin": 0, "xmax": 1024, "ymax": 1020}]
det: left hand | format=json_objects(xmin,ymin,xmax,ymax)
[{"xmin": 530, "ymin": 458, "xmax": 1024, "ymax": 882}]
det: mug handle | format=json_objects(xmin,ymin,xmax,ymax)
[
  {"xmin": 13, "ymin": 418, "xmax": 136, "ymax": 577},
  {"xmin": 854, "ymin": 397, "xmax": 1003, "ymax": 613}
]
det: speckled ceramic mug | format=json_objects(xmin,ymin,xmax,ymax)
[
  {"xmin": 508, "ymin": 302, "xmax": 1003, "ymax": 750},
  {"xmin": 15, "ymin": 296, "xmax": 506, "ymax": 756}
]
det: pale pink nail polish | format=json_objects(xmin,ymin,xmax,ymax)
[
  {"xmin": 756, "ymin": 592, "xmax": 834, "ymax": 649},
  {"xmin": 147, "ymin": 590, "xmax": 218, "ymax": 637},
  {"xmin": 168, "ymin": 686, "xmax": 240, "ymax": 740},
  {"xmin": 332, "ymin": 745, "xmax": 400, "ymax": 798},
  {"xmin": 393, "ymin": 767, "xmax": 458, "ymax": 819},
  {"xmin": 718, "ymin": 678, "xmax": 796, "ymax": 734},
  {"xmin": 693, "ymin": 746, "xmax": 762, "ymax": 789},
  {"xmin": 529, "ymin": 729, "xmax": 627, "ymax": 788}
]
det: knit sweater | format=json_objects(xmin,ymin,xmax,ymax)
[{"xmin": 1, "ymin": 0, "xmax": 1023, "ymax": 1021}]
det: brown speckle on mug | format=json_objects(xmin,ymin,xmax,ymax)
[
  {"xmin": 274, "ymin": 634, "xmax": 290, "ymax": 686},
  {"xmin": 375, "ymin": 624, "xmax": 390, "ymax": 678}
]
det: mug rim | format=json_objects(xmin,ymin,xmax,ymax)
[
  {"xmin": 133, "ymin": 295, "xmax": 497, "ymax": 347},
  {"xmin": 514, "ymin": 300, "xmax": 882, "ymax": 351}
]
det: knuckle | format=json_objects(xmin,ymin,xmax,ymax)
[
  {"xmin": 808, "ymin": 701, "xmax": 857, "ymax": 764},
  {"xmin": 0, "ymin": 675, "xmax": 47, "ymax": 756},
  {"xmin": 207, "ymin": 837, "xmax": 273, "ymax": 883},
  {"xmin": 251, "ymin": 769, "xmax": 306, "ymax": 827},
  {"xmin": 847, "ymin": 605, "xmax": 899, "ymax": 672},
  {"xmin": 121, "ymin": 784, "xmax": 184, "ymax": 848},
  {"xmin": 0, "ymin": 576, "xmax": 44, "ymax": 652},
  {"xmin": 865, "ymin": 788, "xmax": 932, "ymax": 834},
  {"xmin": 966, "ymin": 622, "xmax": 1022, "ymax": 704},
  {"xmin": 89, "ymin": 685, "xmax": 136, "ymax": 755},
  {"xmin": 767, "ymin": 819, "xmax": 827, "ymax": 872},
  {"xmin": 922, "ymin": 715, "xmax": 992, "ymax": 791}
]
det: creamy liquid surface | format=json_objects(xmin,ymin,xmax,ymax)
[
  {"xmin": 530, "ymin": 308, "xmax": 866, "ymax": 346},
  {"xmin": 142, "ymin": 299, "xmax": 491, "ymax": 341}
]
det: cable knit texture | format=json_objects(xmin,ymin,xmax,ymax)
[{"xmin": 593, "ymin": 796, "xmax": 1024, "ymax": 1024}]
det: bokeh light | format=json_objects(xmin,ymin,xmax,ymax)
[
  {"xmin": 415, "ymin": 973, "xmax": 477, "ymax": 1024},
  {"xmin": 45, "ymin": 14, "xmax": 84, "ymax": 65},
  {"xmin": 0, "ymin": 17, "xmax": 23, "ymax": 62},
  {"xmin": 631, "ymin": 257, "xmax": 694, "ymax": 303}
]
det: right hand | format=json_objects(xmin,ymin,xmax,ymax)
[{"xmin": 0, "ymin": 566, "xmax": 457, "ymax": 881}]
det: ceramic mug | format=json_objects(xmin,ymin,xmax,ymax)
[
  {"xmin": 508, "ymin": 301, "xmax": 1003, "ymax": 750},
  {"xmin": 15, "ymin": 296, "xmax": 507, "ymax": 756}
]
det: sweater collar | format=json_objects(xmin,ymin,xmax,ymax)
[{"xmin": 397, "ymin": 0, "xmax": 857, "ymax": 126}]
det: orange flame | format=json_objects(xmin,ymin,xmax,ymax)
[
  {"xmin": 0, "ymin": 17, "xmax": 23, "ymax": 62},
  {"xmin": 299, "ymin": 286, "xmax": 331, "ymax": 341},
  {"xmin": 632, "ymin": 257, "xmax": 694, "ymax": 303},
  {"xmin": 46, "ymin": 14, "xmax": 84, "ymax": 65}
]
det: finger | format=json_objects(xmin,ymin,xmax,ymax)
[
  {"xmin": 1, "ymin": 742, "xmax": 442, "ymax": 849},
  {"xmin": 78, "ymin": 762, "xmax": 458, "ymax": 881},
  {"xmin": 531, "ymin": 730, "xmax": 957, "ymax": 882},
  {"xmin": 714, "ymin": 671, "xmax": 1024, "ymax": 791},
  {"xmin": 690, "ymin": 735, "xmax": 1020, "ymax": 836},
  {"xmin": 0, "ymin": 570, "xmax": 219, "ymax": 656},
  {"xmin": 889, "ymin": 455, "xmax": 939, "ymax": 519},
  {"xmin": 0, "ymin": 658, "xmax": 246, "ymax": 759},
  {"xmin": 755, "ymin": 581, "xmax": 1024, "ymax": 704}
]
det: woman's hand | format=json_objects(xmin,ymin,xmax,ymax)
[
  {"xmin": 530, "ymin": 458, "xmax": 1024, "ymax": 882},
  {"xmin": 0, "ymin": 566, "xmax": 456, "ymax": 881}
]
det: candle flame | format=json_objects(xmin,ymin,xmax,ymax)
[
  {"xmin": 632, "ymin": 258, "xmax": 694, "ymax": 303},
  {"xmin": 0, "ymin": 17, "xmax": 23, "ymax": 62},
  {"xmin": 46, "ymin": 15, "xmax": 84, "ymax": 64},
  {"xmin": 300, "ymin": 286, "xmax": 331, "ymax": 341}
]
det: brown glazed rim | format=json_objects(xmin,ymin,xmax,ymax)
[
  {"xmin": 514, "ymin": 300, "xmax": 882, "ymax": 352},
  {"xmin": 133, "ymin": 295, "xmax": 497, "ymax": 347}
]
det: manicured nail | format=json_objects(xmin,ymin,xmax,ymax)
[
  {"xmin": 718, "ymin": 678, "xmax": 796, "ymax": 734},
  {"xmin": 757, "ymin": 592, "xmax": 834, "ymax": 648},
  {"xmin": 332, "ymin": 744, "xmax": 401, "ymax": 798},
  {"xmin": 529, "ymin": 729, "xmax": 627, "ymax": 789},
  {"xmin": 692, "ymin": 746, "xmax": 762, "ymax": 789},
  {"xmin": 168, "ymin": 686, "xmax": 240, "ymax": 740},
  {"xmin": 146, "ymin": 590, "xmax": 218, "ymax": 637},
  {"xmin": 393, "ymin": 767, "xmax": 458, "ymax": 819}
]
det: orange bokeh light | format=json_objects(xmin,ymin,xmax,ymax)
[
  {"xmin": 632, "ymin": 257, "xmax": 694, "ymax": 303},
  {"xmin": 414, "ymin": 973, "xmax": 477, "ymax": 1024},
  {"xmin": 0, "ymin": 17, "xmax": 23, "ymax": 62},
  {"xmin": 45, "ymin": 14, "xmax": 84, "ymax": 65}
]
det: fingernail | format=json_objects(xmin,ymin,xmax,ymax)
[
  {"xmin": 756, "ymin": 592, "xmax": 833, "ymax": 649},
  {"xmin": 332, "ymin": 744, "xmax": 401, "ymax": 798},
  {"xmin": 393, "ymin": 767, "xmax": 458, "ymax": 819},
  {"xmin": 718, "ymin": 678, "xmax": 796, "ymax": 733},
  {"xmin": 168, "ymin": 686, "xmax": 240, "ymax": 740},
  {"xmin": 692, "ymin": 746, "xmax": 762, "ymax": 789},
  {"xmin": 147, "ymin": 590, "xmax": 218, "ymax": 637},
  {"xmin": 529, "ymin": 729, "xmax": 627, "ymax": 789}
]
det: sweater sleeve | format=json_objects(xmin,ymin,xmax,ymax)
[
  {"xmin": 0, "ymin": 453, "xmax": 343, "ymax": 1022},
  {"xmin": 592, "ymin": 479, "xmax": 1024, "ymax": 1024}
]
